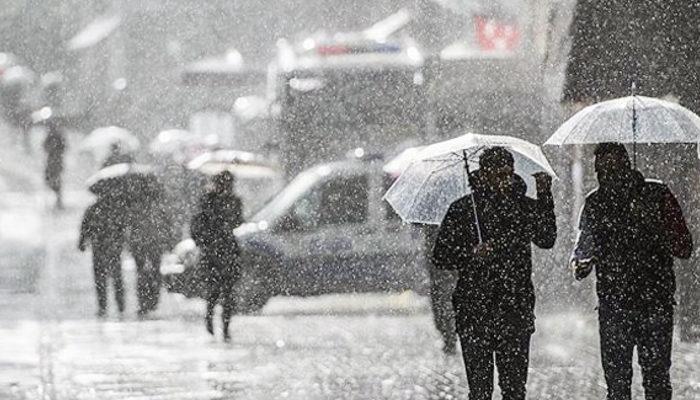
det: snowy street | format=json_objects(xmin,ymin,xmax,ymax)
[{"xmin": 1, "ymin": 193, "xmax": 698, "ymax": 400}]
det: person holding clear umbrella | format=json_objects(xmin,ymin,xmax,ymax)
[
  {"xmin": 431, "ymin": 147, "xmax": 556, "ymax": 400},
  {"xmin": 571, "ymin": 142, "xmax": 692, "ymax": 400}
]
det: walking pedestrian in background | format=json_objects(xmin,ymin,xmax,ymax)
[
  {"xmin": 128, "ymin": 175, "xmax": 176, "ymax": 316},
  {"xmin": 43, "ymin": 118, "xmax": 66, "ymax": 209},
  {"xmin": 78, "ymin": 194, "xmax": 127, "ymax": 317},
  {"xmin": 190, "ymin": 171, "xmax": 243, "ymax": 341}
]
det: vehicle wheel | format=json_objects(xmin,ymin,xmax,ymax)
[{"xmin": 233, "ymin": 254, "xmax": 279, "ymax": 314}]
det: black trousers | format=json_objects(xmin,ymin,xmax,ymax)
[
  {"xmin": 93, "ymin": 251, "xmax": 124, "ymax": 314},
  {"xmin": 598, "ymin": 304, "xmax": 674, "ymax": 400},
  {"xmin": 203, "ymin": 255, "xmax": 240, "ymax": 331},
  {"xmin": 133, "ymin": 249, "xmax": 162, "ymax": 313},
  {"xmin": 457, "ymin": 325, "xmax": 531, "ymax": 400}
]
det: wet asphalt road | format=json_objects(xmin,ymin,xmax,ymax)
[{"xmin": 1, "ymin": 194, "xmax": 699, "ymax": 400}]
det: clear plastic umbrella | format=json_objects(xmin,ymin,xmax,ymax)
[
  {"xmin": 384, "ymin": 133, "xmax": 556, "ymax": 226},
  {"xmin": 545, "ymin": 95, "xmax": 700, "ymax": 166}
]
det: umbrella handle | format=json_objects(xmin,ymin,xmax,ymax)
[
  {"xmin": 631, "ymin": 82, "xmax": 637, "ymax": 169},
  {"xmin": 463, "ymin": 151, "xmax": 484, "ymax": 244}
]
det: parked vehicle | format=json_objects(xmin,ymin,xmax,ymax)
[{"xmin": 162, "ymin": 152, "xmax": 429, "ymax": 313}]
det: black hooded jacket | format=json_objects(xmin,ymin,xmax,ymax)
[
  {"xmin": 573, "ymin": 170, "xmax": 692, "ymax": 309},
  {"xmin": 432, "ymin": 172, "xmax": 556, "ymax": 333}
]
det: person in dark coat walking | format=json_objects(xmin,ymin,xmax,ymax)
[
  {"xmin": 43, "ymin": 119, "xmax": 66, "ymax": 209},
  {"xmin": 571, "ymin": 143, "xmax": 692, "ymax": 400},
  {"xmin": 563, "ymin": 0, "xmax": 700, "ymax": 341},
  {"xmin": 190, "ymin": 171, "xmax": 243, "ymax": 341},
  {"xmin": 128, "ymin": 177, "xmax": 176, "ymax": 316},
  {"xmin": 78, "ymin": 195, "xmax": 127, "ymax": 317},
  {"xmin": 432, "ymin": 147, "xmax": 556, "ymax": 400}
]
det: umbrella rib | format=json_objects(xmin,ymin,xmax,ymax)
[{"xmin": 404, "ymin": 160, "xmax": 460, "ymax": 217}]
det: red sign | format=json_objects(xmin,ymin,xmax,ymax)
[{"xmin": 474, "ymin": 16, "xmax": 520, "ymax": 52}]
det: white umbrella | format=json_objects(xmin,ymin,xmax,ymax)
[
  {"xmin": 384, "ymin": 133, "xmax": 556, "ymax": 227},
  {"xmin": 545, "ymin": 95, "xmax": 700, "ymax": 165},
  {"xmin": 80, "ymin": 126, "xmax": 140, "ymax": 158},
  {"xmin": 187, "ymin": 149, "xmax": 280, "ymax": 179}
]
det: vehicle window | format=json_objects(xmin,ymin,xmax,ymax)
[{"xmin": 318, "ymin": 175, "xmax": 369, "ymax": 226}]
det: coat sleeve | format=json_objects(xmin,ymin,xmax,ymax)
[
  {"xmin": 78, "ymin": 206, "xmax": 94, "ymax": 249},
  {"xmin": 527, "ymin": 187, "xmax": 557, "ymax": 249},
  {"xmin": 572, "ymin": 199, "xmax": 596, "ymax": 262},
  {"xmin": 661, "ymin": 188, "xmax": 693, "ymax": 259},
  {"xmin": 232, "ymin": 197, "xmax": 244, "ymax": 227},
  {"xmin": 431, "ymin": 201, "xmax": 473, "ymax": 270}
]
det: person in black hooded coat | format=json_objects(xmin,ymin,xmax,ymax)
[
  {"xmin": 432, "ymin": 147, "xmax": 556, "ymax": 400},
  {"xmin": 571, "ymin": 143, "xmax": 692, "ymax": 400},
  {"xmin": 190, "ymin": 171, "xmax": 243, "ymax": 341}
]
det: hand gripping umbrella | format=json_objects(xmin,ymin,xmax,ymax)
[{"xmin": 383, "ymin": 133, "xmax": 557, "ymax": 240}]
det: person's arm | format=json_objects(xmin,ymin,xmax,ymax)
[
  {"xmin": 431, "ymin": 201, "xmax": 473, "ymax": 270},
  {"xmin": 662, "ymin": 188, "xmax": 693, "ymax": 259},
  {"xmin": 529, "ymin": 173, "xmax": 557, "ymax": 249},
  {"xmin": 78, "ymin": 208, "xmax": 92, "ymax": 251},
  {"xmin": 233, "ymin": 197, "xmax": 244, "ymax": 227},
  {"xmin": 571, "ymin": 199, "xmax": 597, "ymax": 280}
]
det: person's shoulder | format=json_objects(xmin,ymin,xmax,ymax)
[{"xmin": 641, "ymin": 178, "xmax": 675, "ymax": 199}]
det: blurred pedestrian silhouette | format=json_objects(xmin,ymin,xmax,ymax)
[
  {"xmin": 432, "ymin": 147, "xmax": 556, "ymax": 400},
  {"xmin": 422, "ymin": 225, "xmax": 457, "ymax": 354},
  {"xmin": 127, "ymin": 175, "xmax": 175, "ymax": 316},
  {"xmin": 78, "ymin": 194, "xmax": 128, "ymax": 317},
  {"xmin": 190, "ymin": 171, "xmax": 243, "ymax": 341},
  {"xmin": 571, "ymin": 143, "xmax": 692, "ymax": 400},
  {"xmin": 42, "ymin": 118, "xmax": 66, "ymax": 209}
]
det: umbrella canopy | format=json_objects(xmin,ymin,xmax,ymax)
[
  {"xmin": 382, "ymin": 146, "xmax": 426, "ymax": 179},
  {"xmin": 187, "ymin": 150, "xmax": 281, "ymax": 179},
  {"xmin": 86, "ymin": 163, "xmax": 161, "ymax": 199},
  {"xmin": 384, "ymin": 133, "xmax": 556, "ymax": 225},
  {"xmin": 80, "ymin": 126, "xmax": 140, "ymax": 157},
  {"xmin": 545, "ymin": 96, "xmax": 700, "ymax": 146}
]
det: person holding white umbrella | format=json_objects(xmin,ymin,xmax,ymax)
[
  {"xmin": 570, "ymin": 143, "xmax": 692, "ymax": 400},
  {"xmin": 433, "ymin": 147, "xmax": 556, "ymax": 400},
  {"xmin": 547, "ymin": 94, "xmax": 700, "ymax": 399},
  {"xmin": 385, "ymin": 135, "xmax": 557, "ymax": 400}
]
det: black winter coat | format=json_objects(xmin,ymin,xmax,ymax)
[
  {"xmin": 190, "ymin": 191, "xmax": 244, "ymax": 271},
  {"xmin": 432, "ymin": 172, "xmax": 556, "ymax": 334},
  {"xmin": 79, "ymin": 198, "xmax": 127, "ymax": 255},
  {"xmin": 573, "ymin": 171, "xmax": 692, "ymax": 309},
  {"xmin": 563, "ymin": 0, "xmax": 700, "ymax": 103}
]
